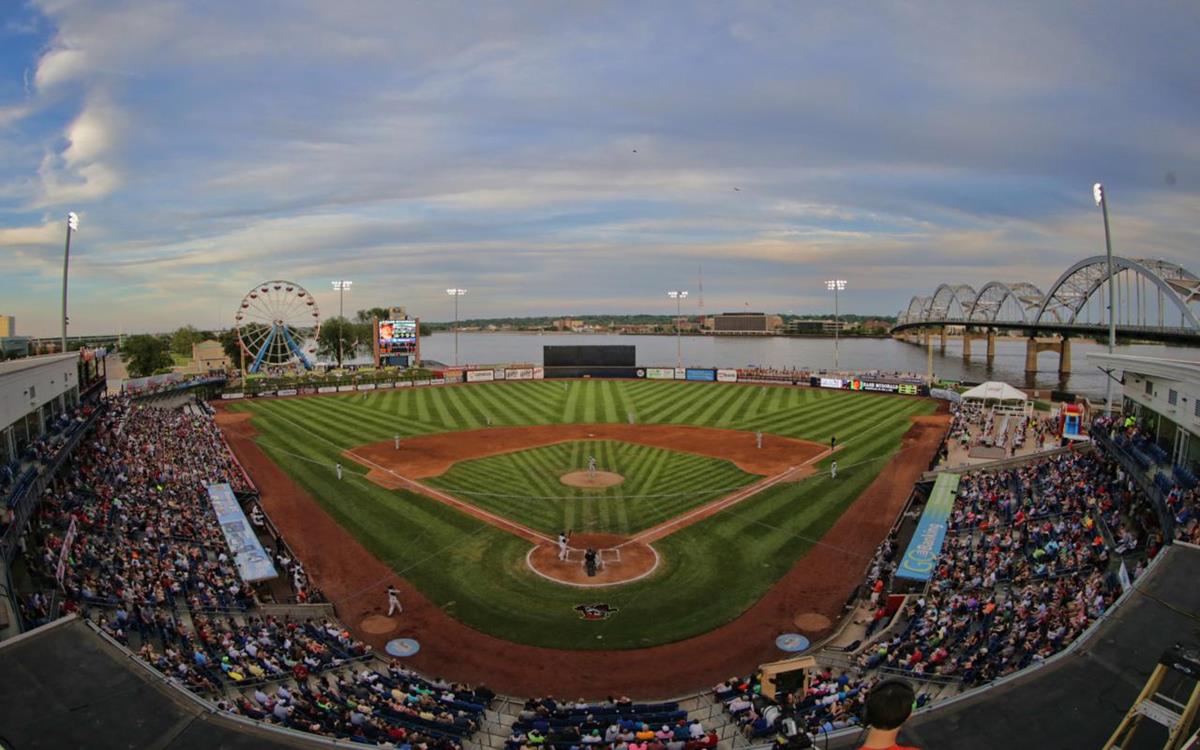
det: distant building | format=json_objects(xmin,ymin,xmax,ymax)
[
  {"xmin": 189, "ymin": 339, "xmax": 231, "ymax": 373},
  {"xmin": 710, "ymin": 312, "xmax": 783, "ymax": 334},
  {"xmin": 554, "ymin": 318, "xmax": 585, "ymax": 331},
  {"xmin": 783, "ymin": 319, "xmax": 856, "ymax": 334},
  {"xmin": 0, "ymin": 316, "xmax": 13, "ymax": 337}
]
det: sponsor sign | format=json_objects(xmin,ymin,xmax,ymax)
[
  {"xmin": 898, "ymin": 383, "xmax": 919, "ymax": 396},
  {"xmin": 397, "ymin": 381, "xmax": 413, "ymax": 388},
  {"xmin": 674, "ymin": 367, "xmax": 686, "ymax": 380},
  {"xmin": 685, "ymin": 368, "xmax": 716, "ymax": 382},
  {"xmin": 385, "ymin": 638, "xmax": 421, "ymax": 657},
  {"xmin": 774, "ymin": 633, "xmax": 810, "ymax": 653},
  {"xmin": 276, "ymin": 388, "xmax": 298, "ymax": 397},
  {"xmin": 317, "ymin": 386, "xmax": 338, "ymax": 394},
  {"xmin": 574, "ymin": 603, "xmax": 618, "ymax": 621},
  {"xmin": 356, "ymin": 383, "xmax": 376, "ymax": 391},
  {"xmin": 207, "ymin": 483, "xmax": 277, "ymax": 582},
  {"xmin": 442, "ymin": 368, "xmax": 465, "ymax": 383},
  {"xmin": 336, "ymin": 385, "xmax": 356, "ymax": 392},
  {"xmin": 532, "ymin": 367, "xmax": 545, "ymax": 380},
  {"xmin": 645, "ymin": 367, "xmax": 675, "ymax": 380},
  {"xmin": 716, "ymin": 368, "xmax": 738, "ymax": 383},
  {"xmin": 376, "ymin": 381, "xmax": 394, "ymax": 389},
  {"xmin": 254, "ymin": 391, "xmax": 275, "ymax": 398},
  {"xmin": 493, "ymin": 369, "xmax": 507, "ymax": 380},
  {"xmin": 896, "ymin": 473, "xmax": 960, "ymax": 581},
  {"xmin": 431, "ymin": 378, "xmax": 446, "ymax": 385},
  {"xmin": 221, "ymin": 392, "xmax": 245, "ymax": 400},
  {"xmin": 505, "ymin": 368, "xmax": 535, "ymax": 380},
  {"xmin": 819, "ymin": 377, "xmax": 844, "ymax": 389},
  {"xmin": 466, "ymin": 369, "xmax": 495, "ymax": 383},
  {"xmin": 414, "ymin": 379, "xmax": 431, "ymax": 387}
]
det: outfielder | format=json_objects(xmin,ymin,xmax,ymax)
[{"xmin": 336, "ymin": 463, "xmax": 343, "ymax": 480}]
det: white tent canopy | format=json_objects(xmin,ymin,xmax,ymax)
[{"xmin": 961, "ymin": 381, "xmax": 1028, "ymax": 403}]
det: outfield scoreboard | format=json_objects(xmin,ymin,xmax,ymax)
[
  {"xmin": 376, "ymin": 318, "xmax": 420, "ymax": 367},
  {"xmin": 543, "ymin": 345, "xmax": 637, "ymax": 378}
]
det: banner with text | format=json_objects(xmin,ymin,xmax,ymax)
[
  {"xmin": 896, "ymin": 473, "xmax": 960, "ymax": 582},
  {"xmin": 207, "ymin": 483, "xmax": 277, "ymax": 582},
  {"xmin": 466, "ymin": 369, "xmax": 495, "ymax": 383}
]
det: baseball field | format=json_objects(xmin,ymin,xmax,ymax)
[{"xmin": 219, "ymin": 379, "xmax": 940, "ymax": 654}]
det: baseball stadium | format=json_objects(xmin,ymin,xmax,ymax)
[{"xmin": 4, "ymin": 4, "xmax": 1200, "ymax": 749}]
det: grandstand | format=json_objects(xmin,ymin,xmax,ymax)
[{"xmin": 2, "ymin": 357, "xmax": 1199, "ymax": 748}]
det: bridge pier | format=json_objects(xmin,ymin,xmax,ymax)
[
  {"xmin": 961, "ymin": 329, "xmax": 993, "ymax": 363},
  {"xmin": 987, "ymin": 330, "xmax": 996, "ymax": 365},
  {"xmin": 1024, "ymin": 336, "xmax": 1071, "ymax": 375},
  {"xmin": 939, "ymin": 329, "xmax": 948, "ymax": 353}
]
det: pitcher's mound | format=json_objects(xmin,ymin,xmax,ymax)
[
  {"xmin": 360, "ymin": 614, "xmax": 399, "ymax": 635},
  {"xmin": 560, "ymin": 470, "xmax": 625, "ymax": 489}
]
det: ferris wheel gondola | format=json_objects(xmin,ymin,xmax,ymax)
[{"xmin": 235, "ymin": 280, "xmax": 320, "ymax": 373}]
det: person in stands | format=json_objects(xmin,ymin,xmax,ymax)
[{"xmin": 857, "ymin": 679, "xmax": 918, "ymax": 750}]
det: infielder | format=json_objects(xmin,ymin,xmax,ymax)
[
  {"xmin": 755, "ymin": 431, "xmax": 763, "ymax": 449},
  {"xmin": 394, "ymin": 434, "xmax": 400, "ymax": 450},
  {"xmin": 335, "ymin": 463, "xmax": 343, "ymax": 480},
  {"xmin": 386, "ymin": 585, "xmax": 402, "ymax": 616},
  {"xmin": 587, "ymin": 455, "xmax": 597, "ymax": 479},
  {"xmin": 831, "ymin": 461, "xmax": 838, "ymax": 479}
]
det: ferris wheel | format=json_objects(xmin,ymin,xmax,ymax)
[{"xmin": 234, "ymin": 280, "xmax": 320, "ymax": 373}]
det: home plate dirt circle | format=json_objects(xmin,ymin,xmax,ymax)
[
  {"xmin": 527, "ymin": 532, "xmax": 659, "ymax": 587},
  {"xmin": 793, "ymin": 612, "xmax": 832, "ymax": 632},
  {"xmin": 560, "ymin": 470, "xmax": 625, "ymax": 489},
  {"xmin": 359, "ymin": 614, "xmax": 399, "ymax": 635}
]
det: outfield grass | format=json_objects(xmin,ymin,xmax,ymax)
[
  {"xmin": 231, "ymin": 380, "xmax": 937, "ymax": 649},
  {"xmin": 426, "ymin": 440, "xmax": 758, "ymax": 535}
]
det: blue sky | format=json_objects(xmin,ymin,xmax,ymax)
[{"xmin": 1, "ymin": 1, "xmax": 1198, "ymax": 335}]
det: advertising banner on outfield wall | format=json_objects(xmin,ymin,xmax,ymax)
[
  {"xmin": 277, "ymin": 388, "xmax": 298, "ymax": 397},
  {"xmin": 716, "ymin": 369, "xmax": 738, "ymax": 383},
  {"xmin": 505, "ymin": 368, "xmax": 534, "ymax": 380},
  {"xmin": 674, "ymin": 367, "xmax": 687, "ymax": 380},
  {"xmin": 221, "ymin": 392, "xmax": 245, "ymax": 400},
  {"xmin": 492, "ymin": 369, "xmax": 506, "ymax": 380},
  {"xmin": 896, "ymin": 474, "xmax": 960, "ymax": 582},
  {"xmin": 317, "ymin": 386, "xmax": 338, "ymax": 394},
  {"xmin": 397, "ymin": 381, "xmax": 412, "ymax": 388},
  {"xmin": 207, "ymin": 483, "xmax": 277, "ymax": 582},
  {"xmin": 466, "ymin": 369, "xmax": 495, "ymax": 383},
  {"xmin": 645, "ymin": 367, "xmax": 675, "ymax": 380},
  {"xmin": 356, "ymin": 383, "xmax": 376, "ymax": 391},
  {"xmin": 414, "ymin": 379, "xmax": 430, "ymax": 387},
  {"xmin": 685, "ymin": 368, "xmax": 717, "ymax": 382},
  {"xmin": 442, "ymin": 369, "xmax": 464, "ymax": 383},
  {"xmin": 377, "ymin": 381, "xmax": 394, "ymax": 389},
  {"xmin": 337, "ymin": 385, "xmax": 356, "ymax": 392},
  {"xmin": 533, "ymin": 367, "xmax": 545, "ymax": 380},
  {"xmin": 431, "ymin": 378, "xmax": 446, "ymax": 385},
  {"xmin": 818, "ymin": 377, "xmax": 844, "ymax": 389}
]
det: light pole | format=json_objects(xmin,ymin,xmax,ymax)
[
  {"xmin": 331, "ymin": 280, "xmax": 352, "ymax": 366},
  {"xmin": 61, "ymin": 212, "xmax": 79, "ymax": 352},
  {"xmin": 1094, "ymin": 183, "xmax": 1117, "ymax": 415},
  {"xmin": 667, "ymin": 290, "xmax": 688, "ymax": 369},
  {"xmin": 825, "ymin": 279, "xmax": 847, "ymax": 371},
  {"xmin": 446, "ymin": 288, "xmax": 467, "ymax": 365}
]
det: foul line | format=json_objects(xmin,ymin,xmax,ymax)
[{"xmin": 630, "ymin": 443, "xmax": 843, "ymax": 545}]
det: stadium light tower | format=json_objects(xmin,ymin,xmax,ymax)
[
  {"xmin": 1094, "ymin": 183, "xmax": 1117, "ymax": 415},
  {"xmin": 60, "ymin": 212, "xmax": 79, "ymax": 352},
  {"xmin": 331, "ymin": 280, "xmax": 352, "ymax": 366},
  {"xmin": 667, "ymin": 290, "xmax": 688, "ymax": 369},
  {"xmin": 446, "ymin": 288, "xmax": 467, "ymax": 365},
  {"xmin": 825, "ymin": 279, "xmax": 847, "ymax": 371}
]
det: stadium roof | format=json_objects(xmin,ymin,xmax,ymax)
[
  {"xmin": 0, "ymin": 616, "xmax": 334, "ymax": 749},
  {"xmin": 0, "ymin": 351, "xmax": 76, "ymax": 377}
]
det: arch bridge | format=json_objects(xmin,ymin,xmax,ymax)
[{"xmin": 891, "ymin": 256, "xmax": 1200, "ymax": 374}]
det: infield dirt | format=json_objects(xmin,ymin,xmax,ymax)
[{"xmin": 215, "ymin": 406, "xmax": 948, "ymax": 698}]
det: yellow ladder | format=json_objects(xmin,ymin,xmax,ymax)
[{"xmin": 1104, "ymin": 646, "xmax": 1200, "ymax": 750}]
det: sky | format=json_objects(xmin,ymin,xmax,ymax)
[{"xmin": 0, "ymin": 1, "xmax": 1198, "ymax": 336}]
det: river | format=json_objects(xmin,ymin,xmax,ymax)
[{"xmin": 415, "ymin": 332, "xmax": 1200, "ymax": 400}]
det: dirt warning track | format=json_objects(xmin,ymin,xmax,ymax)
[{"xmin": 215, "ymin": 405, "xmax": 948, "ymax": 698}]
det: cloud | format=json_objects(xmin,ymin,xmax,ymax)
[{"xmin": 33, "ymin": 93, "xmax": 124, "ymax": 206}]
